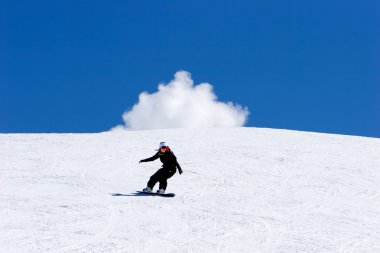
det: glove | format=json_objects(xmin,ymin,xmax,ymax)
[{"xmin": 178, "ymin": 168, "xmax": 183, "ymax": 175}]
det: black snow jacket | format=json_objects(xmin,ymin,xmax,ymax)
[{"xmin": 140, "ymin": 150, "xmax": 183, "ymax": 174}]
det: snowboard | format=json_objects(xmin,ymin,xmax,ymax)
[{"xmin": 137, "ymin": 191, "xmax": 175, "ymax": 197}]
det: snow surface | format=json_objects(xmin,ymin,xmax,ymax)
[{"xmin": 1, "ymin": 127, "xmax": 380, "ymax": 253}]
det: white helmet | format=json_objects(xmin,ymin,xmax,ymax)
[{"xmin": 156, "ymin": 142, "xmax": 167, "ymax": 151}]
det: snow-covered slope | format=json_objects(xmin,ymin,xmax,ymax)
[{"xmin": 1, "ymin": 127, "xmax": 380, "ymax": 253}]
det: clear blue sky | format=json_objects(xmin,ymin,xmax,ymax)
[{"xmin": 1, "ymin": 0, "xmax": 379, "ymax": 137}]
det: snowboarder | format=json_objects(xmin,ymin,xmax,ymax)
[{"xmin": 139, "ymin": 142, "xmax": 183, "ymax": 194}]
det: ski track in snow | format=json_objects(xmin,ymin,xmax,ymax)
[
  {"xmin": 57, "ymin": 156, "xmax": 117, "ymax": 252},
  {"xmin": 1, "ymin": 128, "xmax": 380, "ymax": 252}
]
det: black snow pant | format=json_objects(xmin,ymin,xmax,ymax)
[{"xmin": 147, "ymin": 168, "xmax": 176, "ymax": 190}]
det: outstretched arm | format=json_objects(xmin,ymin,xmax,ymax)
[{"xmin": 139, "ymin": 152, "xmax": 159, "ymax": 163}]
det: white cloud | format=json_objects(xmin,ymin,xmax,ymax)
[{"xmin": 114, "ymin": 71, "xmax": 249, "ymax": 130}]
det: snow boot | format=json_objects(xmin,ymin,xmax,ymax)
[
  {"xmin": 157, "ymin": 189, "xmax": 165, "ymax": 194},
  {"xmin": 143, "ymin": 187, "xmax": 152, "ymax": 193}
]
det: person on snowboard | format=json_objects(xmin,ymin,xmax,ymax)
[{"xmin": 139, "ymin": 142, "xmax": 183, "ymax": 194}]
